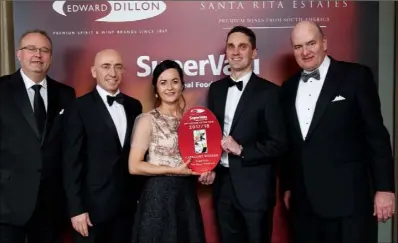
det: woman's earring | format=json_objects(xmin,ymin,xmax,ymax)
[{"xmin": 155, "ymin": 94, "xmax": 158, "ymax": 98}]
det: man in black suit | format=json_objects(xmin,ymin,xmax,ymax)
[
  {"xmin": 281, "ymin": 21, "xmax": 395, "ymax": 243},
  {"xmin": 0, "ymin": 30, "xmax": 75, "ymax": 243},
  {"xmin": 205, "ymin": 26, "xmax": 287, "ymax": 243},
  {"xmin": 62, "ymin": 49, "xmax": 142, "ymax": 243}
]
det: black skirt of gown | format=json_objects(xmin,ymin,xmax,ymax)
[{"xmin": 132, "ymin": 176, "xmax": 206, "ymax": 243}]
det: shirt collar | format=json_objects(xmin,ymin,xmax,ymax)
[
  {"xmin": 302, "ymin": 55, "xmax": 330, "ymax": 80},
  {"xmin": 318, "ymin": 55, "xmax": 330, "ymax": 80},
  {"xmin": 20, "ymin": 69, "xmax": 47, "ymax": 90}
]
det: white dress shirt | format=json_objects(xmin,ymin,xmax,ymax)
[
  {"xmin": 220, "ymin": 71, "xmax": 252, "ymax": 167},
  {"xmin": 21, "ymin": 69, "xmax": 48, "ymax": 112},
  {"xmin": 295, "ymin": 56, "xmax": 331, "ymax": 139},
  {"xmin": 96, "ymin": 85, "xmax": 127, "ymax": 146}
]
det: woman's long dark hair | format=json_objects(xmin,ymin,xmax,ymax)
[{"xmin": 152, "ymin": 60, "xmax": 186, "ymax": 115}]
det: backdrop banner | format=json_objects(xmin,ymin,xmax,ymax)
[{"xmin": 13, "ymin": 1, "xmax": 379, "ymax": 242}]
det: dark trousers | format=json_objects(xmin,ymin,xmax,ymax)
[
  {"xmin": 215, "ymin": 167, "xmax": 273, "ymax": 243},
  {"xmin": 291, "ymin": 192, "xmax": 377, "ymax": 243},
  {"xmin": 72, "ymin": 212, "xmax": 134, "ymax": 243},
  {"xmin": 0, "ymin": 185, "xmax": 64, "ymax": 243}
]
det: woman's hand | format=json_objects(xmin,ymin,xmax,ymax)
[{"xmin": 172, "ymin": 158, "xmax": 198, "ymax": 175}]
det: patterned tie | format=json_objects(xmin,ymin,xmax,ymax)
[
  {"xmin": 32, "ymin": 84, "xmax": 46, "ymax": 137},
  {"xmin": 300, "ymin": 69, "xmax": 320, "ymax": 83}
]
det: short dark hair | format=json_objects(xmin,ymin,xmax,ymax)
[
  {"xmin": 19, "ymin": 29, "xmax": 53, "ymax": 49},
  {"xmin": 226, "ymin": 26, "xmax": 256, "ymax": 49}
]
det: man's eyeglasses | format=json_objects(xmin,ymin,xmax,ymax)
[{"xmin": 20, "ymin": 46, "xmax": 51, "ymax": 54}]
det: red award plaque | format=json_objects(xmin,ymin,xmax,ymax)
[{"xmin": 178, "ymin": 106, "xmax": 222, "ymax": 173}]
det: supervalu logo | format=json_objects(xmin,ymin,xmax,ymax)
[
  {"xmin": 191, "ymin": 108, "xmax": 206, "ymax": 114},
  {"xmin": 52, "ymin": 1, "xmax": 167, "ymax": 22}
]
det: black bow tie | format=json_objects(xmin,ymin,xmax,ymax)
[
  {"xmin": 300, "ymin": 69, "xmax": 320, "ymax": 82},
  {"xmin": 107, "ymin": 93, "xmax": 124, "ymax": 106},
  {"xmin": 228, "ymin": 79, "xmax": 243, "ymax": 91}
]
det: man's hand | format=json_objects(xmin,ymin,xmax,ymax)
[
  {"xmin": 71, "ymin": 212, "xmax": 93, "ymax": 237},
  {"xmin": 221, "ymin": 136, "xmax": 242, "ymax": 156},
  {"xmin": 374, "ymin": 191, "xmax": 395, "ymax": 222},
  {"xmin": 284, "ymin": 191, "xmax": 291, "ymax": 210},
  {"xmin": 198, "ymin": 171, "xmax": 216, "ymax": 185}
]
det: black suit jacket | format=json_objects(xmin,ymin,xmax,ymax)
[
  {"xmin": 280, "ymin": 57, "xmax": 395, "ymax": 218},
  {"xmin": 0, "ymin": 70, "xmax": 75, "ymax": 226},
  {"xmin": 62, "ymin": 89, "xmax": 142, "ymax": 224},
  {"xmin": 208, "ymin": 73, "xmax": 287, "ymax": 211}
]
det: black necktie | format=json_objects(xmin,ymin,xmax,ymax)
[
  {"xmin": 228, "ymin": 79, "xmax": 243, "ymax": 91},
  {"xmin": 300, "ymin": 69, "xmax": 320, "ymax": 82},
  {"xmin": 32, "ymin": 84, "xmax": 46, "ymax": 137},
  {"xmin": 107, "ymin": 93, "xmax": 124, "ymax": 106}
]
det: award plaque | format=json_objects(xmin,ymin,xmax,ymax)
[{"xmin": 178, "ymin": 106, "xmax": 222, "ymax": 173}]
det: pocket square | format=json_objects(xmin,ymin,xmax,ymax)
[
  {"xmin": 331, "ymin": 95, "xmax": 345, "ymax": 102},
  {"xmin": 59, "ymin": 109, "xmax": 64, "ymax": 114}
]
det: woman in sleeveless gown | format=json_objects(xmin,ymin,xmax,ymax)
[{"xmin": 128, "ymin": 60, "xmax": 207, "ymax": 243}]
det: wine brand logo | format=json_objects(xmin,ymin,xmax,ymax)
[{"xmin": 52, "ymin": 1, "xmax": 167, "ymax": 22}]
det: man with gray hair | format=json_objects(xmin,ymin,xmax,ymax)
[{"xmin": 281, "ymin": 20, "xmax": 395, "ymax": 243}]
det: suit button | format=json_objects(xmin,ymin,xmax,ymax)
[{"xmin": 37, "ymin": 169, "xmax": 41, "ymax": 172}]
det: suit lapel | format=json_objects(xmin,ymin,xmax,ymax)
[
  {"xmin": 122, "ymin": 97, "xmax": 134, "ymax": 148},
  {"xmin": 306, "ymin": 59, "xmax": 342, "ymax": 140},
  {"xmin": 214, "ymin": 79, "xmax": 229, "ymax": 131},
  {"xmin": 11, "ymin": 73, "xmax": 40, "ymax": 139},
  {"xmin": 92, "ymin": 90, "xmax": 121, "ymax": 150},
  {"xmin": 229, "ymin": 74, "xmax": 257, "ymax": 134},
  {"xmin": 41, "ymin": 79, "xmax": 59, "ymax": 145}
]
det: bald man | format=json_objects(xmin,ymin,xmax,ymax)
[
  {"xmin": 280, "ymin": 21, "xmax": 395, "ymax": 243},
  {"xmin": 62, "ymin": 49, "xmax": 143, "ymax": 243}
]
